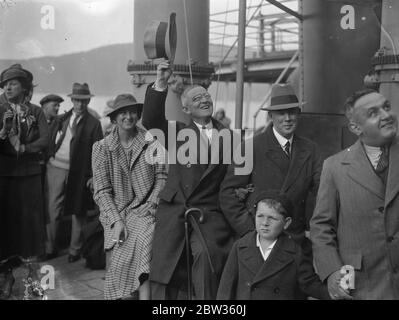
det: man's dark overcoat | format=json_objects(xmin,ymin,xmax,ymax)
[
  {"xmin": 48, "ymin": 109, "xmax": 103, "ymax": 216},
  {"xmin": 220, "ymin": 125, "xmax": 322, "ymax": 242},
  {"xmin": 142, "ymin": 87, "xmax": 254, "ymax": 289}
]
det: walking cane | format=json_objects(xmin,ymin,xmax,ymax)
[
  {"xmin": 184, "ymin": 207, "xmax": 216, "ymax": 300},
  {"xmin": 184, "ymin": 207, "xmax": 204, "ymax": 300}
]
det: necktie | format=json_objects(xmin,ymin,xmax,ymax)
[
  {"xmin": 201, "ymin": 126, "xmax": 211, "ymax": 166},
  {"xmin": 70, "ymin": 115, "xmax": 79, "ymax": 136},
  {"xmin": 375, "ymin": 146, "xmax": 389, "ymax": 185},
  {"xmin": 284, "ymin": 141, "xmax": 291, "ymax": 158}
]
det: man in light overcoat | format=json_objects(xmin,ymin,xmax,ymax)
[{"xmin": 310, "ymin": 89, "xmax": 399, "ymax": 299}]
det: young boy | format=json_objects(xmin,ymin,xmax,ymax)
[{"xmin": 217, "ymin": 190, "xmax": 330, "ymax": 300}]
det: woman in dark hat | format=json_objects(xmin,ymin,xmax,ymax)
[
  {"xmin": 92, "ymin": 94, "xmax": 167, "ymax": 300},
  {"xmin": 0, "ymin": 64, "xmax": 49, "ymax": 299}
]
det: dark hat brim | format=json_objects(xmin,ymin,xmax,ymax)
[
  {"xmin": 0, "ymin": 65, "xmax": 33, "ymax": 88},
  {"xmin": 0, "ymin": 73, "xmax": 30, "ymax": 88},
  {"xmin": 67, "ymin": 93, "xmax": 95, "ymax": 99},
  {"xmin": 106, "ymin": 102, "xmax": 144, "ymax": 117},
  {"xmin": 40, "ymin": 95, "xmax": 65, "ymax": 105}
]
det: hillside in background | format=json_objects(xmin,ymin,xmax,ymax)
[
  {"xmin": 0, "ymin": 42, "xmax": 257, "ymax": 96},
  {"xmin": 0, "ymin": 43, "xmax": 134, "ymax": 96}
]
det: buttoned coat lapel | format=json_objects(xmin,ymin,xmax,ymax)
[
  {"xmin": 264, "ymin": 127, "xmax": 291, "ymax": 175},
  {"xmin": 345, "ymin": 140, "xmax": 385, "ymax": 200},
  {"xmin": 237, "ymin": 233, "xmax": 265, "ymax": 276},
  {"xmin": 128, "ymin": 127, "xmax": 148, "ymax": 171},
  {"xmin": 183, "ymin": 119, "xmax": 227, "ymax": 199},
  {"xmin": 252, "ymin": 234, "xmax": 295, "ymax": 285},
  {"xmin": 281, "ymin": 136, "xmax": 312, "ymax": 192},
  {"xmin": 107, "ymin": 127, "xmax": 130, "ymax": 178},
  {"xmin": 70, "ymin": 111, "xmax": 88, "ymax": 163},
  {"xmin": 54, "ymin": 111, "xmax": 72, "ymax": 153},
  {"xmin": 200, "ymin": 118, "xmax": 226, "ymax": 180}
]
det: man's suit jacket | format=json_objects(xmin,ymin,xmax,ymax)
[
  {"xmin": 48, "ymin": 109, "xmax": 103, "ymax": 216},
  {"xmin": 220, "ymin": 125, "xmax": 322, "ymax": 241},
  {"xmin": 310, "ymin": 138, "xmax": 399, "ymax": 299},
  {"xmin": 217, "ymin": 231, "xmax": 330, "ymax": 300},
  {"xmin": 142, "ymin": 87, "xmax": 254, "ymax": 286}
]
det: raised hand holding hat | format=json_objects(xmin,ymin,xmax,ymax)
[{"xmin": 143, "ymin": 12, "xmax": 177, "ymax": 65}]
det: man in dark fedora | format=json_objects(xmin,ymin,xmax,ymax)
[
  {"xmin": 45, "ymin": 83, "xmax": 102, "ymax": 262},
  {"xmin": 220, "ymin": 84, "xmax": 322, "ymax": 265}
]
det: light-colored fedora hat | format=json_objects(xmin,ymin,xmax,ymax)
[
  {"xmin": 105, "ymin": 94, "xmax": 143, "ymax": 118},
  {"xmin": 67, "ymin": 83, "xmax": 94, "ymax": 99},
  {"xmin": 262, "ymin": 83, "xmax": 305, "ymax": 111},
  {"xmin": 143, "ymin": 12, "xmax": 177, "ymax": 64}
]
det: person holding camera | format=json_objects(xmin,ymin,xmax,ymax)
[{"xmin": 0, "ymin": 64, "xmax": 49, "ymax": 299}]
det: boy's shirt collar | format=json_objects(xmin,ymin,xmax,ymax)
[{"xmin": 256, "ymin": 234, "xmax": 277, "ymax": 261}]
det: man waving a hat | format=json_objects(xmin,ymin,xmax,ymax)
[{"xmin": 220, "ymin": 84, "xmax": 322, "ymax": 298}]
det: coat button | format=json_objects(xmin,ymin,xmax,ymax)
[
  {"xmin": 273, "ymin": 287, "xmax": 280, "ymax": 294},
  {"xmin": 187, "ymin": 163, "xmax": 191, "ymax": 168},
  {"xmin": 246, "ymin": 282, "xmax": 251, "ymax": 287},
  {"xmin": 387, "ymin": 236, "xmax": 394, "ymax": 243},
  {"xmin": 378, "ymin": 207, "xmax": 384, "ymax": 213}
]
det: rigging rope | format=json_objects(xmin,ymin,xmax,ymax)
[
  {"xmin": 183, "ymin": 0, "xmax": 194, "ymax": 85},
  {"xmin": 214, "ymin": 0, "xmax": 230, "ymax": 109}
]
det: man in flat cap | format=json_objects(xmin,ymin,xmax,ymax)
[
  {"xmin": 40, "ymin": 94, "xmax": 64, "ymax": 125},
  {"xmin": 219, "ymin": 84, "xmax": 322, "ymax": 294},
  {"xmin": 38, "ymin": 94, "xmax": 64, "ymax": 247},
  {"xmin": 45, "ymin": 83, "xmax": 102, "ymax": 262}
]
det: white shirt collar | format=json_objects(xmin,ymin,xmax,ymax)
[
  {"xmin": 70, "ymin": 110, "xmax": 83, "ymax": 125},
  {"xmin": 194, "ymin": 120, "xmax": 213, "ymax": 130},
  {"xmin": 363, "ymin": 144, "xmax": 381, "ymax": 154},
  {"xmin": 256, "ymin": 234, "xmax": 277, "ymax": 261},
  {"xmin": 273, "ymin": 127, "xmax": 293, "ymax": 150},
  {"xmin": 194, "ymin": 120, "xmax": 213, "ymax": 143}
]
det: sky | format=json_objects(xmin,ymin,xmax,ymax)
[
  {"xmin": 0, "ymin": 0, "xmax": 297, "ymax": 59},
  {"xmin": 0, "ymin": 0, "xmax": 134, "ymax": 59}
]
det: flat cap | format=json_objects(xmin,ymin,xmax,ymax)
[{"xmin": 40, "ymin": 94, "xmax": 64, "ymax": 106}]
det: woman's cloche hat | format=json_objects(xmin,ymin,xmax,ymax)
[{"xmin": 105, "ymin": 93, "xmax": 143, "ymax": 118}]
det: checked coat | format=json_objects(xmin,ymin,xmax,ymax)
[{"xmin": 92, "ymin": 125, "xmax": 167, "ymax": 299}]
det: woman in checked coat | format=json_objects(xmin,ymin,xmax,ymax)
[{"xmin": 92, "ymin": 94, "xmax": 167, "ymax": 300}]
